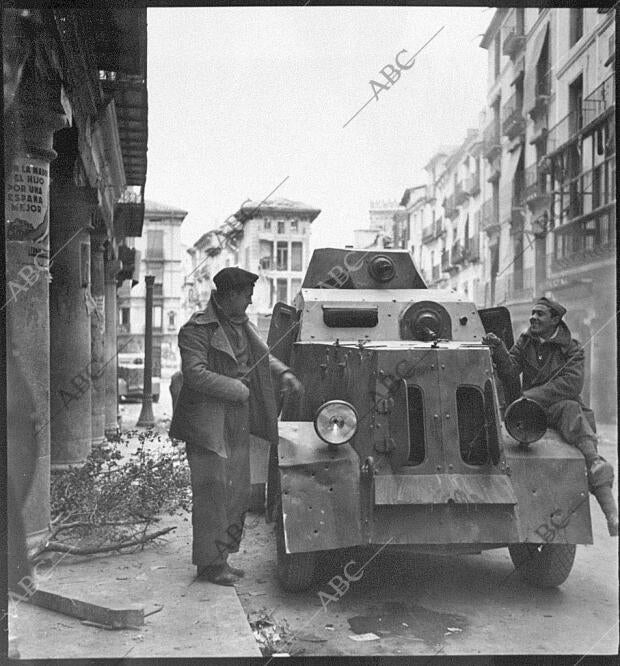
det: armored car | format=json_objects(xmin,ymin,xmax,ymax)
[{"xmin": 266, "ymin": 248, "xmax": 592, "ymax": 591}]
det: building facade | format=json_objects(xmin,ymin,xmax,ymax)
[
  {"xmin": 354, "ymin": 199, "xmax": 401, "ymax": 249},
  {"xmin": 4, "ymin": 8, "xmax": 148, "ymax": 538},
  {"xmin": 117, "ymin": 201, "xmax": 188, "ymax": 371},
  {"xmin": 481, "ymin": 6, "xmax": 616, "ymax": 419},
  {"xmin": 185, "ymin": 198, "xmax": 321, "ymax": 336}
]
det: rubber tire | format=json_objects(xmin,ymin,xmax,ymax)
[
  {"xmin": 275, "ymin": 503, "xmax": 316, "ymax": 592},
  {"xmin": 508, "ymin": 543, "xmax": 577, "ymax": 588},
  {"xmin": 249, "ymin": 483, "xmax": 266, "ymax": 514}
]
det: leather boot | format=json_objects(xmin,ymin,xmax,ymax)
[
  {"xmin": 588, "ymin": 458, "xmax": 619, "ymax": 537},
  {"xmin": 196, "ymin": 564, "xmax": 237, "ymax": 586}
]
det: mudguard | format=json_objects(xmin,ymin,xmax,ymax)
[
  {"xmin": 276, "ymin": 422, "xmax": 364, "ymax": 553},
  {"xmin": 505, "ymin": 426, "xmax": 593, "ymax": 544}
]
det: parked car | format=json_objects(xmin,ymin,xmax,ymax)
[
  {"xmin": 118, "ymin": 352, "xmax": 160, "ymax": 403},
  {"xmin": 265, "ymin": 248, "xmax": 592, "ymax": 591}
]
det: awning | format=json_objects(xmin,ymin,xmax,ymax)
[
  {"xmin": 499, "ymin": 145, "xmax": 523, "ymax": 217},
  {"xmin": 523, "ymin": 22, "xmax": 549, "ymax": 114}
]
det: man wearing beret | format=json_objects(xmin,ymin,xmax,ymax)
[
  {"xmin": 170, "ymin": 267, "xmax": 303, "ymax": 584},
  {"xmin": 483, "ymin": 296, "xmax": 618, "ymax": 536}
]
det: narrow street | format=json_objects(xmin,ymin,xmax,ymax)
[{"xmin": 122, "ymin": 374, "xmax": 618, "ymax": 657}]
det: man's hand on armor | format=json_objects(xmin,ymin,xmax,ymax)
[
  {"xmin": 280, "ymin": 371, "xmax": 303, "ymax": 397},
  {"xmin": 482, "ymin": 333, "xmax": 503, "ymax": 350}
]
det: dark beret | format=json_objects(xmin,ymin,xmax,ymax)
[
  {"xmin": 213, "ymin": 266, "xmax": 258, "ymax": 292},
  {"xmin": 536, "ymin": 296, "xmax": 566, "ymax": 319}
]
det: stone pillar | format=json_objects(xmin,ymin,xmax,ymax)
[
  {"xmin": 5, "ymin": 104, "xmax": 67, "ymax": 538},
  {"xmin": 104, "ymin": 253, "xmax": 122, "ymax": 438},
  {"xmin": 49, "ymin": 180, "xmax": 98, "ymax": 470},
  {"xmin": 90, "ymin": 227, "xmax": 107, "ymax": 447}
]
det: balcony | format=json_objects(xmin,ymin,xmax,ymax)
[
  {"xmin": 465, "ymin": 173, "xmax": 480, "ymax": 197},
  {"xmin": 561, "ymin": 158, "xmax": 616, "ymax": 224},
  {"xmin": 502, "ymin": 92, "xmax": 525, "ymax": 140},
  {"xmin": 114, "ymin": 186, "xmax": 145, "ymax": 237},
  {"xmin": 464, "ymin": 234, "xmax": 480, "ymax": 262},
  {"xmin": 433, "ymin": 217, "xmax": 445, "ymax": 239},
  {"xmin": 582, "ymin": 74, "xmax": 615, "ymax": 130},
  {"xmin": 443, "ymin": 194, "xmax": 459, "ymax": 220},
  {"xmin": 546, "ymin": 110, "xmax": 581, "ymax": 156},
  {"xmin": 483, "ymin": 121, "xmax": 501, "ymax": 159},
  {"xmin": 454, "ymin": 181, "xmax": 469, "ymax": 206},
  {"xmin": 431, "ymin": 265, "xmax": 441, "ymax": 282},
  {"xmin": 481, "ymin": 199, "xmax": 499, "ymax": 232},
  {"xmin": 531, "ymin": 71, "xmax": 552, "ymax": 115},
  {"xmin": 441, "ymin": 249, "xmax": 451, "ymax": 272},
  {"xmin": 524, "ymin": 163, "xmax": 550, "ymax": 209},
  {"xmin": 552, "ymin": 206, "xmax": 616, "ymax": 270},
  {"xmin": 502, "ymin": 12, "xmax": 525, "ymax": 59},
  {"xmin": 452, "ymin": 241, "xmax": 466, "ymax": 266},
  {"xmin": 422, "ymin": 225, "xmax": 434, "ymax": 242},
  {"xmin": 487, "ymin": 154, "xmax": 501, "ymax": 183}
]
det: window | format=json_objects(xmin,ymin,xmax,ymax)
[
  {"xmin": 276, "ymin": 278, "xmax": 287, "ymax": 303},
  {"xmin": 290, "ymin": 219, "xmax": 298, "ymax": 232},
  {"xmin": 513, "ymin": 232, "xmax": 524, "ymax": 290},
  {"xmin": 263, "ymin": 219, "xmax": 271, "ymax": 231},
  {"xmin": 291, "ymin": 242, "xmax": 303, "ymax": 271},
  {"xmin": 168, "ymin": 311, "xmax": 176, "ymax": 329},
  {"xmin": 277, "ymin": 221, "xmax": 285, "ymax": 234},
  {"xmin": 569, "ymin": 8, "xmax": 583, "ymax": 47},
  {"xmin": 153, "ymin": 306, "xmax": 163, "ymax": 329},
  {"xmin": 121, "ymin": 307, "xmax": 130, "ymax": 328},
  {"xmin": 276, "ymin": 241, "xmax": 288, "ymax": 270},
  {"xmin": 146, "ymin": 230, "xmax": 164, "ymax": 259},
  {"xmin": 569, "ymin": 74, "xmax": 583, "ymax": 134},
  {"xmin": 290, "ymin": 278, "xmax": 301, "ymax": 299},
  {"xmin": 457, "ymin": 386, "xmax": 489, "ymax": 465}
]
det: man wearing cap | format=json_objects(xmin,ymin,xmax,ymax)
[
  {"xmin": 170, "ymin": 267, "xmax": 303, "ymax": 585},
  {"xmin": 483, "ymin": 296, "xmax": 618, "ymax": 536}
]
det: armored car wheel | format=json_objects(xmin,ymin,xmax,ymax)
[
  {"xmin": 508, "ymin": 543, "xmax": 577, "ymax": 588},
  {"xmin": 275, "ymin": 503, "xmax": 316, "ymax": 592}
]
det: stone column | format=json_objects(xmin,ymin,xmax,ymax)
[
  {"xmin": 49, "ymin": 179, "xmax": 98, "ymax": 470},
  {"xmin": 90, "ymin": 226, "xmax": 107, "ymax": 447},
  {"xmin": 5, "ymin": 104, "xmax": 67, "ymax": 538},
  {"xmin": 104, "ymin": 253, "xmax": 122, "ymax": 438}
]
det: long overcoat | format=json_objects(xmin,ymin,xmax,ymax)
[
  {"xmin": 169, "ymin": 297, "xmax": 288, "ymax": 456},
  {"xmin": 493, "ymin": 319, "xmax": 586, "ymax": 411}
]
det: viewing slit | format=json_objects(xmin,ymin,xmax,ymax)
[
  {"xmin": 406, "ymin": 385, "xmax": 425, "ymax": 465},
  {"xmin": 456, "ymin": 385, "xmax": 489, "ymax": 465}
]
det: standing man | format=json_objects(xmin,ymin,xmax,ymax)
[
  {"xmin": 170, "ymin": 267, "xmax": 302, "ymax": 585},
  {"xmin": 483, "ymin": 296, "xmax": 618, "ymax": 536}
]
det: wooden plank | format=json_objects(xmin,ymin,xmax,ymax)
[{"xmin": 28, "ymin": 588, "xmax": 144, "ymax": 629}]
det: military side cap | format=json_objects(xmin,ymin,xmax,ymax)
[
  {"xmin": 213, "ymin": 266, "xmax": 259, "ymax": 292},
  {"xmin": 536, "ymin": 296, "xmax": 566, "ymax": 319}
]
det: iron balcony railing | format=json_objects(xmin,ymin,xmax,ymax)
[
  {"xmin": 582, "ymin": 74, "xmax": 616, "ymax": 128},
  {"xmin": 481, "ymin": 198, "xmax": 497, "ymax": 230},
  {"xmin": 466, "ymin": 173, "xmax": 481, "ymax": 196},
  {"xmin": 557, "ymin": 157, "xmax": 616, "ymax": 223},
  {"xmin": 443, "ymin": 194, "xmax": 459, "ymax": 219},
  {"xmin": 433, "ymin": 217, "xmax": 444, "ymax": 238},
  {"xmin": 501, "ymin": 91, "xmax": 525, "ymax": 138},
  {"xmin": 502, "ymin": 9, "xmax": 525, "ymax": 58},
  {"xmin": 525, "ymin": 163, "xmax": 549, "ymax": 203},
  {"xmin": 552, "ymin": 206, "xmax": 616, "ymax": 270},
  {"xmin": 452, "ymin": 241, "xmax": 465, "ymax": 265},
  {"xmin": 483, "ymin": 121, "xmax": 501, "ymax": 157},
  {"xmin": 465, "ymin": 234, "xmax": 480, "ymax": 262},
  {"xmin": 441, "ymin": 249, "xmax": 451, "ymax": 271},
  {"xmin": 454, "ymin": 181, "xmax": 469, "ymax": 205},
  {"xmin": 422, "ymin": 225, "xmax": 434, "ymax": 242},
  {"xmin": 546, "ymin": 110, "xmax": 581, "ymax": 155}
]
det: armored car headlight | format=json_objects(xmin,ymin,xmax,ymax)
[{"xmin": 314, "ymin": 400, "xmax": 358, "ymax": 445}]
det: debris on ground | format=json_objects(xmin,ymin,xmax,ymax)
[
  {"xmin": 348, "ymin": 632, "xmax": 380, "ymax": 642},
  {"xmin": 248, "ymin": 608, "xmax": 293, "ymax": 656}
]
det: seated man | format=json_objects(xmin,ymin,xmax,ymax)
[{"xmin": 483, "ymin": 296, "xmax": 618, "ymax": 537}]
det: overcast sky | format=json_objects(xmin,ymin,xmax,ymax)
[{"xmin": 145, "ymin": 6, "xmax": 492, "ymax": 250}]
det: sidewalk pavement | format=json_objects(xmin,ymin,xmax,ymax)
[{"xmin": 9, "ymin": 415, "xmax": 262, "ymax": 660}]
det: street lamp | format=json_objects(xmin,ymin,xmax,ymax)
[{"xmin": 137, "ymin": 275, "xmax": 155, "ymax": 427}]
